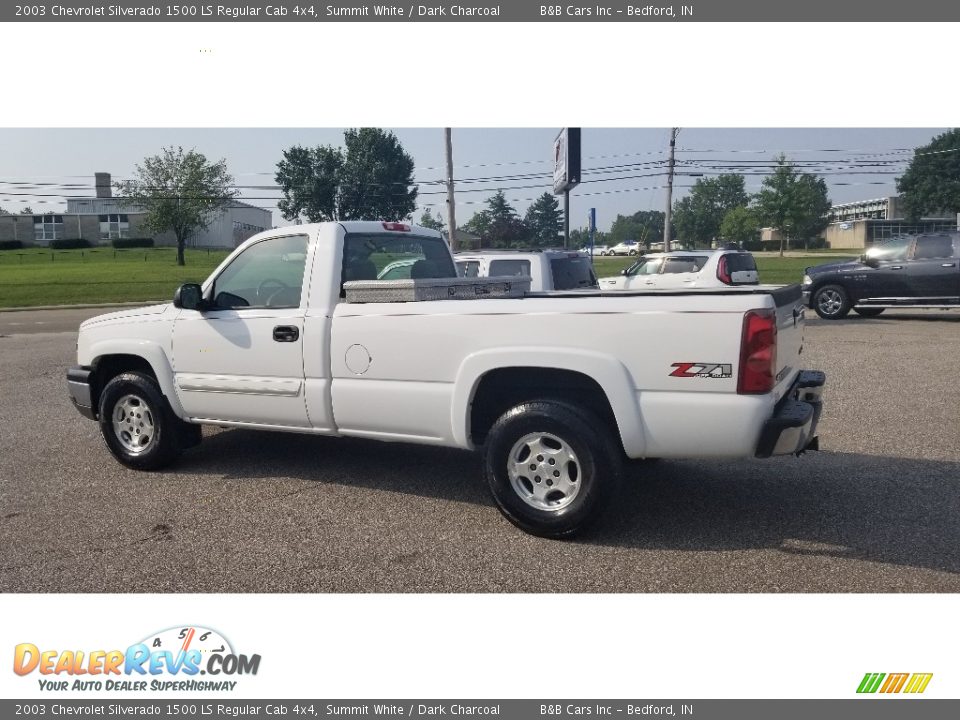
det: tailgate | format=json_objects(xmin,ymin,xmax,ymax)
[{"xmin": 769, "ymin": 284, "xmax": 806, "ymax": 396}]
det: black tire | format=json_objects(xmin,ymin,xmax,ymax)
[
  {"xmin": 484, "ymin": 400, "xmax": 622, "ymax": 538},
  {"xmin": 853, "ymin": 307, "xmax": 885, "ymax": 318},
  {"xmin": 98, "ymin": 371, "xmax": 185, "ymax": 470},
  {"xmin": 812, "ymin": 284, "xmax": 851, "ymax": 319}
]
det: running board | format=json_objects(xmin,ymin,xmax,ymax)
[{"xmin": 854, "ymin": 304, "xmax": 959, "ymax": 309}]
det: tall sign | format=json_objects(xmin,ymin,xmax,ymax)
[
  {"xmin": 552, "ymin": 128, "xmax": 582, "ymax": 194},
  {"xmin": 553, "ymin": 128, "xmax": 581, "ymax": 248}
]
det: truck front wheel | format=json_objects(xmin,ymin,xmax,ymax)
[
  {"xmin": 98, "ymin": 371, "xmax": 184, "ymax": 470},
  {"xmin": 484, "ymin": 400, "xmax": 622, "ymax": 538},
  {"xmin": 812, "ymin": 284, "xmax": 851, "ymax": 319}
]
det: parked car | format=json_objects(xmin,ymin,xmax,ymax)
[
  {"xmin": 608, "ymin": 240, "xmax": 641, "ymax": 256},
  {"xmin": 455, "ymin": 249, "xmax": 598, "ymax": 291},
  {"xmin": 67, "ymin": 221, "xmax": 823, "ymax": 537},
  {"xmin": 599, "ymin": 249, "xmax": 759, "ymax": 291},
  {"xmin": 802, "ymin": 233, "xmax": 960, "ymax": 319},
  {"xmin": 580, "ymin": 244, "xmax": 610, "ymax": 257}
]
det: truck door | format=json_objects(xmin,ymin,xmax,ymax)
[
  {"xmin": 904, "ymin": 235, "xmax": 960, "ymax": 301},
  {"xmin": 171, "ymin": 234, "xmax": 312, "ymax": 428},
  {"xmin": 621, "ymin": 256, "xmax": 663, "ymax": 290}
]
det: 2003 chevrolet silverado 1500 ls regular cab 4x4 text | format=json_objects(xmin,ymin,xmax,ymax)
[{"xmin": 67, "ymin": 222, "xmax": 825, "ymax": 537}]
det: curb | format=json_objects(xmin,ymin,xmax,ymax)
[{"xmin": 0, "ymin": 301, "xmax": 164, "ymax": 313}]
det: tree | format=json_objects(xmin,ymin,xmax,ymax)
[
  {"xmin": 570, "ymin": 228, "xmax": 607, "ymax": 248},
  {"xmin": 897, "ymin": 128, "xmax": 960, "ymax": 220},
  {"xmin": 671, "ymin": 175, "xmax": 748, "ymax": 248},
  {"xmin": 275, "ymin": 145, "xmax": 342, "ymax": 222},
  {"xmin": 523, "ymin": 192, "xmax": 563, "ymax": 247},
  {"xmin": 754, "ymin": 156, "xmax": 831, "ymax": 256},
  {"xmin": 463, "ymin": 191, "xmax": 530, "ymax": 248},
  {"xmin": 275, "ymin": 128, "xmax": 417, "ymax": 224},
  {"xmin": 20, "ymin": 207, "xmax": 33, "ymax": 215},
  {"xmin": 0, "ymin": 206, "xmax": 11, "ymax": 215},
  {"xmin": 719, "ymin": 206, "xmax": 760, "ymax": 248},
  {"xmin": 608, "ymin": 210, "xmax": 664, "ymax": 247},
  {"xmin": 120, "ymin": 146, "xmax": 237, "ymax": 266},
  {"xmin": 418, "ymin": 209, "xmax": 446, "ymax": 232}
]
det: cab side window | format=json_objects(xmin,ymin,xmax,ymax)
[
  {"xmin": 488, "ymin": 259, "xmax": 531, "ymax": 277},
  {"xmin": 662, "ymin": 256, "xmax": 708, "ymax": 274},
  {"xmin": 628, "ymin": 257, "xmax": 663, "ymax": 276},
  {"xmin": 912, "ymin": 236, "xmax": 955, "ymax": 260},
  {"xmin": 211, "ymin": 235, "xmax": 309, "ymax": 309}
]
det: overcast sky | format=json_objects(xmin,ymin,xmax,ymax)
[{"xmin": 0, "ymin": 128, "xmax": 945, "ymax": 233}]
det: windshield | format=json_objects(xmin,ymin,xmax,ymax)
[
  {"xmin": 550, "ymin": 255, "xmax": 598, "ymax": 290},
  {"xmin": 865, "ymin": 238, "xmax": 911, "ymax": 262},
  {"xmin": 724, "ymin": 253, "xmax": 757, "ymax": 272}
]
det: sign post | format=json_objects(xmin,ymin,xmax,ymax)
[
  {"xmin": 588, "ymin": 207, "xmax": 596, "ymax": 261},
  {"xmin": 553, "ymin": 128, "xmax": 581, "ymax": 249}
]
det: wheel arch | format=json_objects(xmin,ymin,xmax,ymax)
[
  {"xmin": 452, "ymin": 348, "xmax": 645, "ymax": 457},
  {"xmin": 86, "ymin": 341, "xmax": 185, "ymax": 419}
]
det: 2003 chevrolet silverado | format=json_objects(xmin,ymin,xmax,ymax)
[{"xmin": 67, "ymin": 221, "xmax": 825, "ymax": 537}]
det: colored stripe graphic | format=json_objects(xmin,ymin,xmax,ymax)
[
  {"xmin": 880, "ymin": 673, "xmax": 909, "ymax": 693},
  {"xmin": 904, "ymin": 673, "xmax": 933, "ymax": 694},
  {"xmin": 857, "ymin": 673, "xmax": 885, "ymax": 693},
  {"xmin": 857, "ymin": 672, "xmax": 933, "ymax": 694}
]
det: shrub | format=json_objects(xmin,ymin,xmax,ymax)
[
  {"xmin": 0, "ymin": 240, "xmax": 23, "ymax": 250},
  {"xmin": 111, "ymin": 237, "xmax": 155, "ymax": 249},
  {"xmin": 49, "ymin": 239, "xmax": 91, "ymax": 249}
]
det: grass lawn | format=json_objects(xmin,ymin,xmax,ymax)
[
  {"xmin": 0, "ymin": 248, "xmax": 231, "ymax": 308},
  {"xmin": 0, "ymin": 247, "xmax": 856, "ymax": 308},
  {"xmin": 591, "ymin": 255, "xmax": 853, "ymax": 286}
]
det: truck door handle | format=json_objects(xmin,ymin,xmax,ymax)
[
  {"xmin": 889, "ymin": 265, "xmax": 903, "ymax": 270},
  {"xmin": 942, "ymin": 263, "xmax": 956, "ymax": 268},
  {"xmin": 273, "ymin": 325, "xmax": 299, "ymax": 342}
]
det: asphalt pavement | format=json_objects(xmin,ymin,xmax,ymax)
[{"xmin": 1, "ymin": 307, "xmax": 958, "ymax": 592}]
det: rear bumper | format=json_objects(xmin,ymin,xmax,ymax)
[
  {"xmin": 754, "ymin": 370, "xmax": 825, "ymax": 458},
  {"xmin": 67, "ymin": 365, "xmax": 97, "ymax": 420}
]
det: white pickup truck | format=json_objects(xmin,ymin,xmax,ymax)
[{"xmin": 67, "ymin": 221, "xmax": 825, "ymax": 537}]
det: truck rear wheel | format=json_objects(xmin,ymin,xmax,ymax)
[
  {"xmin": 484, "ymin": 400, "xmax": 622, "ymax": 538},
  {"xmin": 98, "ymin": 371, "xmax": 184, "ymax": 471}
]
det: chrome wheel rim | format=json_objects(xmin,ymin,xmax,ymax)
[
  {"xmin": 507, "ymin": 432, "xmax": 582, "ymax": 512},
  {"xmin": 817, "ymin": 289, "xmax": 843, "ymax": 316},
  {"xmin": 112, "ymin": 394, "xmax": 156, "ymax": 454}
]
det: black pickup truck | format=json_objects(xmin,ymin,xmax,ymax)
[{"xmin": 802, "ymin": 233, "xmax": 960, "ymax": 319}]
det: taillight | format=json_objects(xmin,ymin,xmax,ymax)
[
  {"xmin": 717, "ymin": 255, "xmax": 732, "ymax": 285},
  {"xmin": 738, "ymin": 309, "xmax": 777, "ymax": 394},
  {"xmin": 382, "ymin": 222, "xmax": 410, "ymax": 232}
]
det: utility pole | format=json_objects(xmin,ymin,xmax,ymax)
[
  {"xmin": 563, "ymin": 191, "xmax": 570, "ymax": 249},
  {"xmin": 663, "ymin": 127, "xmax": 679, "ymax": 252},
  {"xmin": 444, "ymin": 128, "xmax": 457, "ymax": 251}
]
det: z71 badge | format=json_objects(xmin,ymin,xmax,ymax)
[{"xmin": 670, "ymin": 362, "xmax": 733, "ymax": 379}]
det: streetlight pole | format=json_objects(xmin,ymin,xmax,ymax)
[{"xmin": 663, "ymin": 127, "xmax": 679, "ymax": 252}]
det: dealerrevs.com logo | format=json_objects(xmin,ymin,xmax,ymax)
[
  {"xmin": 857, "ymin": 672, "xmax": 933, "ymax": 694},
  {"xmin": 13, "ymin": 626, "xmax": 261, "ymax": 692}
]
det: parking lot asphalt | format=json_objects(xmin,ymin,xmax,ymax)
[{"xmin": 1, "ymin": 308, "xmax": 959, "ymax": 592}]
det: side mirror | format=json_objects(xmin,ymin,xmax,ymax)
[
  {"xmin": 173, "ymin": 283, "xmax": 204, "ymax": 310},
  {"xmin": 620, "ymin": 269, "xmax": 627, "ymax": 275},
  {"xmin": 862, "ymin": 255, "xmax": 879, "ymax": 269}
]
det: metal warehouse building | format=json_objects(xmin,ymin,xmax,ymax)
[{"xmin": 0, "ymin": 172, "xmax": 271, "ymax": 249}]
